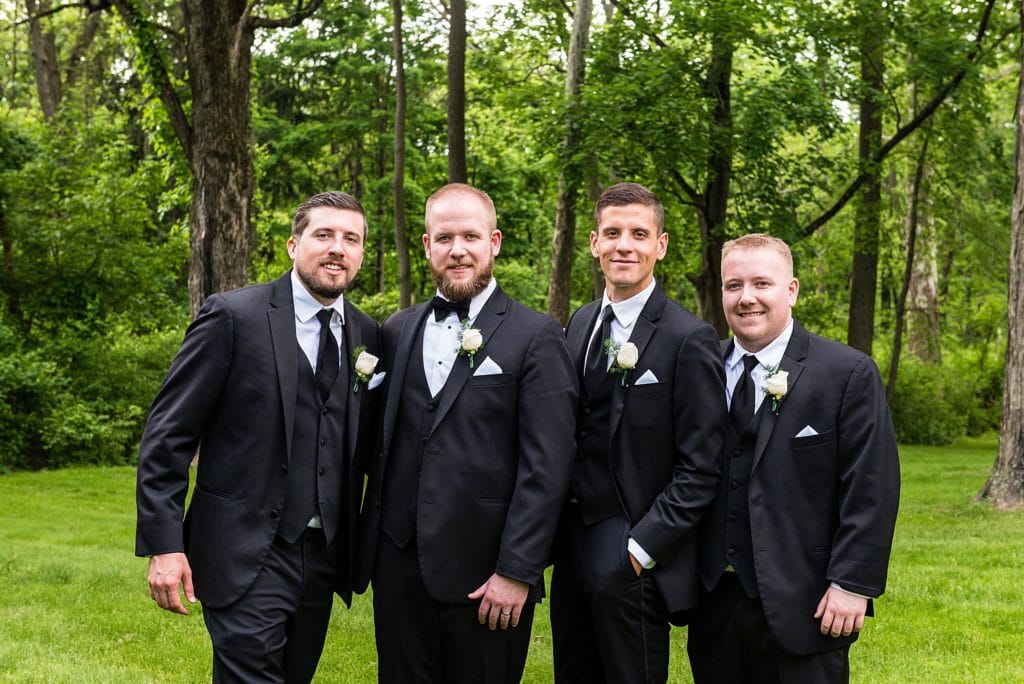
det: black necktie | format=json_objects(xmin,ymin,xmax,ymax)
[
  {"xmin": 584, "ymin": 305, "xmax": 616, "ymax": 380},
  {"xmin": 729, "ymin": 354, "xmax": 759, "ymax": 433},
  {"xmin": 315, "ymin": 309, "xmax": 340, "ymax": 401},
  {"xmin": 432, "ymin": 296, "xmax": 470, "ymax": 322}
]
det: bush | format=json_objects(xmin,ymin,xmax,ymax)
[{"xmin": 890, "ymin": 359, "xmax": 970, "ymax": 446}]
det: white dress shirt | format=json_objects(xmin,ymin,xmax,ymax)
[
  {"xmin": 291, "ymin": 270, "xmax": 344, "ymax": 371},
  {"xmin": 725, "ymin": 318, "xmax": 793, "ymax": 414},
  {"xmin": 422, "ymin": 279, "xmax": 497, "ymax": 397}
]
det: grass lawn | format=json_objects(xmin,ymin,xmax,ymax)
[{"xmin": 1, "ymin": 438, "xmax": 1022, "ymax": 682}]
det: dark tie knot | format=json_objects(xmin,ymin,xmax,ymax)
[
  {"xmin": 432, "ymin": 296, "xmax": 470, "ymax": 322},
  {"xmin": 742, "ymin": 354, "xmax": 759, "ymax": 373},
  {"xmin": 601, "ymin": 305, "xmax": 616, "ymax": 324},
  {"xmin": 316, "ymin": 308, "xmax": 334, "ymax": 328}
]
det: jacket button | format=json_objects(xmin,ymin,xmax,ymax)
[
  {"xmin": 321, "ymin": 407, "xmax": 329, "ymax": 415},
  {"xmin": 727, "ymin": 547, "xmax": 735, "ymax": 556},
  {"xmin": 319, "ymin": 437, "xmax": 327, "ymax": 446},
  {"xmin": 280, "ymin": 464, "xmax": 288, "ymax": 473},
  {"xmin": 318, "ymin": 466, "xmax": 326, "ymax": 476},
  {"xmin": 730, "ymin": 480, "xmax": 739, "ymax": 490},
  {"xmin": 732, "ymin": 449, "xmax": 741, "ymax": 458},
  {"xmin": 728, "ymin": 513, "xmax": 737, "ymax": 522},
  {"xmin": 270, "ymin": 509, "xmax": 280, "ymax": 519}
]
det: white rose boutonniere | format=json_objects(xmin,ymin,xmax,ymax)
[
  {"xmin": 352, "ymin": 346, "xmax": 379, "ymax": 393},
  {"xmin": 603, "ymin": 339, "xmax": 638, "ymax": 386},
  {"xmin": 763, "ymin": 365, "xmax": 788, "ymax": 414},
  {"xmin": 457, "ymin": 321, "xmax": 484, "ymax": 368}
]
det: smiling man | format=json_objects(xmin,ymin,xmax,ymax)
[
  {"xmin": 136, "ymin": 191, "xmax": 383, "ymax": 683},
  {"xmin": 550, "ymin": 182, "xmax": 726, "ymax": 683},
  {"xmin": 687, "ymin": 233, "xmax": 900, "ymax": 683},
  {"xmin": 355, "ymin": 183, "xmax": 577, "ymax": 683}
]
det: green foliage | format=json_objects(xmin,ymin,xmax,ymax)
[{"xmin": 890, "ymin": 358, "xmax": 970, "ymax": 446}]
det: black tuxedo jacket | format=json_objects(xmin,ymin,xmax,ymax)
[
  {"xmin": 565, "ymin": 286, "xmax": 726, "ymax": 614},
  {"xmin": 355, "ymin": 286, "xmax": 578, "ymax": 602},
  {"xmin": 135, "ymin": 272, "xmax": 382, "ymax": 608},
  {"xmin": 699, "ymin": 320, "xmax": 900, "ymax": 655}
]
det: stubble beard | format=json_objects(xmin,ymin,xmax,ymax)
[
  {"xmin": 433, "ymin": 257, "xmax": 494, "ymax": 302},
  {"xmin": 296, "ymin": 261, "xmax": 348, "ymax": 302}
]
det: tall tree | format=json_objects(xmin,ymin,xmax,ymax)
[
  {"xmin": 847, "ymin": 0, "xmax": 887, "ymax": 355},
  {"xmin": 110, "ymin": 0, "xmax": 322, "ymax": 316},
  {"xmin": 24, "ymin": 0, "xmax": 103, "ymax": 119},
  {"xmin": 447, "ymin": 0, "xmax": 467, "ymax": 183},
  {"xmin": 546, "ymin": 0, "xmax": 592, "ymax": 325},
  {"xmin": 393, "ymin": 0, "xmax": 412, "ymax": 308},
  {"xmin": 978, "ymin": 3, "xmax": 1024, "ymax": 509}
]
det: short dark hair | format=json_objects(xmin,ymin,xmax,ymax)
[
  {"xmin": 291, "ymin": 191, "xmax": 368, "ymax": 239},
  {"xmin": 594, "ymin": 182, "xmax": 665, "ymax": 233}
]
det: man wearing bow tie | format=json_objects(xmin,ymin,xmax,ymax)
[
  {"xmin": 687, "ymin": 233, "xmax": 900, "ymax": 683},
  {"xmin": 136, "ymin": 192, "xmax": 382, "ymax": 682},
  {"xmin": 550, "ymin": 182, "xmax": 726, "ymax": 682},
  {"xmin": 355, "ymin": 183, "xmax": 577, "ymax": 683}
]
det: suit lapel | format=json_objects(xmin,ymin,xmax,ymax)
[
  {"xmin": 568, "ymin": 301, "xmax": 601, "ymax": 376},
  {"xmin": 382, "ymin": 303, "xmax": 432, "ymax": 456},
  {"xmin": 752, "ymin": 322, "xmax": 809, "ymax": 473},
  {"xmin": 342, "ymin": 299, "xmax": 363, "ymax": 463},
  {"xmin": 268, "ymin": 273, "xmax": 298, "ymax": 463},
  {"xmin": 431, "ymin": 287, "xmax": 509, "ymax": 433}
]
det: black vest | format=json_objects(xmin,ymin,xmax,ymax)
[
  {"xmin": 572, "ymin": 367, "xmax": 623, "ymax": 524},
  {"xmin": 716, "ymin": 417, "xmax": 760, "ymax": 597},
  {"xmin": 278, "ymin": 341, "xmax": 349, "ymax": 548},
  {"xmin": 380, "ymin": 327, "xmax": 437, "ymax": 548}
]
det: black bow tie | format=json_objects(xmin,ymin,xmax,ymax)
[{"xmin": 432, "ymin": 296, "xmax": 470, "ymax": 322}]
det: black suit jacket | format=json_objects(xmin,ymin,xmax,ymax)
[
  {"xmin": 135, "ymin": 272, "xmax": 382, "ymax": 608},
  {"xmin": 565, "ymin": 286, "xmax": 726, "ymax": 614},
  {"xmin": 356, "ymin": 286, "xmax": 578, "ymax": 602},
  {"xmin": 699, "ymin": 320, "xmax": 900, "ymax": 655}
]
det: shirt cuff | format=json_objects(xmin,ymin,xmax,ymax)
[
  {"xmin": 830, "ymin": 581, "xmax": 870, "ymax": 599},
  {"xmin": 627, "ymin": 538, "xmax": 656, "ymax": 570}
]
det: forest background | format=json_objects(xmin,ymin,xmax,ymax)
[{"xmin": 0, "ymin": 0, "xmax": 1018, "ymax": 480}]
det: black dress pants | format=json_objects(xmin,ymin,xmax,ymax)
[
  {"xmin": 550, "ymin": 507, "xmax": 670, "ymax": 684},
  {"xmin": 371, "ymin": 534, "xmax": 535, "ymax": 684},
  {"xmin": 687, "ymin": 573, "xmax": 851, "ymax": 684},
  {"xmin": 202, "ymin": 528, "xmax": 338, "ymax": 683}
]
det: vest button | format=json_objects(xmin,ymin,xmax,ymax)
[
  {"xmin": 318, "ymin": 466, "xmax": 325, "ymax": 476},
  {"xmin": 280, "ymin": 464, "xmax": 288, "ymax": 473},
  {"xmin": 728, "ymin": 513, "xmax": 737, "ymax": 522},
  {"xmin": 732, "ymin": 449, "xmax": 741, "ymax": 458},
  {"xmin": 270, "ymin": 509, "xmax": 280, "ymax": 519},
  {"xmin": 427, "ymin": 403, "xmax": 437, "ymax": 412},
  {"xmin": 730, "ymin": 480, "xmax": 739, "ymax": 490},
  {"xmin": 727, "ymin": 547, "xmax": 735, "ymax": 555},
  {"xmin": 322, "ymin": 407, "xmax": 329, "ymax": 415},
  {"xmin": 319, "ymin": 437, "xmax": 327, "ymax": 446}
]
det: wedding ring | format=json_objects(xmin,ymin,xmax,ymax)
[{"xmin": 500, "ymin": 609, "xmax": 512, "ymax": 616}]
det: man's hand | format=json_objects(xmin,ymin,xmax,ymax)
[
  {"xmin": 147, "ymin": 552, "xmax": 195, "ymax": 615},
  {"xmin": 467, "ymin": 573, "xmax": 529, "ymax": 631},
  {"xmin": 628, "ymin": 551, "xmax": 643, "ymax": 577},
  {"xmin": 813, "ymin": 586, "xmax": 867, "ymax": 637}
]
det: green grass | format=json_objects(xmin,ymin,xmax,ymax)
[{"xmin": 1, "ymin": 439, "xmax": 1022, "ymax": 682}]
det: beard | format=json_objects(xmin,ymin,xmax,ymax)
[
  {"xmin": 295, "ymin": 260, "xmax": 348, "ymax": 302},
  {"xmin": 433, "ymin": 256, "xmax": 494, "ymax": 302}
]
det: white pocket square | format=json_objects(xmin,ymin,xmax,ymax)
[
  {"xmin": 634, "ymin": 369, "xmax": 659, "ymax": 385},
  {"xmin": 367, "ymin": 372, "xmax": 386, "ymax": 390},
  {"xmin": 473, "ymin": 357, "xmax": 503, "ymax": 376},
  {"xmin": 795, "ymin": 425, "xmax": 819, "ymax": 438}
]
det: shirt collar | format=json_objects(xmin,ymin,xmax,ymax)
[
  {"xmin": 291, "ymin": 269, "xmax": 345, "ymax": 324},
  {"xmin": 433, "ymin": 278, "xmax": 497, "ymax": 321},
  {"xmin": 727, "ymin": 318, "xmax": 793, "ymax": 372},
  {"xmin": 601, "ymin": 278, "xmax": 656, "ymax": 328}
]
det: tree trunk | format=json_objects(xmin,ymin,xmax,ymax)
[
  {"xmin": 392, "ymin": 0, "xmax": 412, "ymax": 309},
  {"xmin": 848, "ymin": 1, "xmax": 886, "ymax": 356},
  {"xmin": 546, "ymin": 0, "xmax": 592, "ymax": 325},
  {"xmin": 977, "ymin": 4, "xmax": 1024, "ymax": 510},
  {"xmin": 446, "ymin": 0, "xmax": 467, "ymax": 183},
  {"xmin": 907, "ymin": 216, "xmax": 941, "ymax": 363},
  {"xmin": 692, "ymin": 29, "xmax": 732, "ymax": 338},
  {"xmin": 887, "ymin": 137, "xmax": 928, "ymax": 403},
  {"xmin": 182, "ymin": 0, "xmax": 255, "ymax": 316},
  {"xmin": 25, "ymin": 0, "xmax": 61, "ymax": 118}
]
